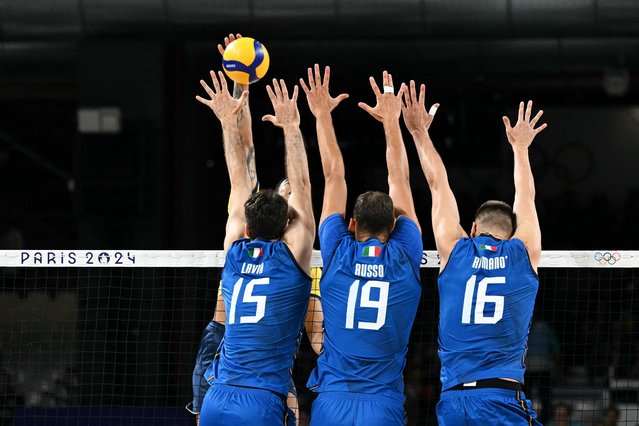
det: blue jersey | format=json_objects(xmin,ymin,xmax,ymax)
[
  {"xmin": 307, "ymin": 214, "xmax": 423, "ymax": 401},
  {"xmin": 438, "ymin": 235, "xmax": 539, "ymax": 390},
  {"xmin": 209, "ymin": 238, "xmax": 311, "ymax": 396}
]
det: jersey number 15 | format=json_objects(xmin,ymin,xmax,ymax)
[{"xmin": 228, "ymin": 277, "xmax": 269, "ymax": 324}]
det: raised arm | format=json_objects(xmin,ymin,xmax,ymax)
[
  {"xmin": 305, "ymin": 291, "xmax": 324, "ymax": 355},
  {"xmin": 196, "ymin": 71, "xmax": 250, "ymax": 251},
  {"xmin": 262, "ymin": 79, "xmax": 315, "ymax": 272},
  {"xmin": 218, "ymin": 33, "xmax": 257, "ymax": 190},
  {"xmin": 300, "ymin": 64, "xmax": 349, "ymax": 226},
  {"xmin": 359, "ymin": 72, "xmax": 420, "ymax": 231},
  {"xmin": 503, "ymin": 101, "xmax": 547, "ymax": 271},
  {"xmin": 401, "ymin": 81, "xmax": 466, "ymax": 268}
]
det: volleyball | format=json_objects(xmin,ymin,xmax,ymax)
[{"xmin": 222, "ymin": 37, "xmax": 270, "ymax": 85}]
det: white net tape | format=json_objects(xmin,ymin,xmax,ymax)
[{"xmin": 1, "ymin": 250, "xmax": 637, "ymax": 268}]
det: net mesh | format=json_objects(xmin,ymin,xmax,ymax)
[{"xmin": 0, "ymin": 250, "xmax": 638, "ymax": 425}]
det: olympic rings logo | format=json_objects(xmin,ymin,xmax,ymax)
[{"xmin": 594, "ymin": 252, "xmax": 621, "ymax": 265}]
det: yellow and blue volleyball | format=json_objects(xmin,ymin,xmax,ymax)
[{"xmin": 222, "ymin": 37, "xmax": 270, "ymax": 85}]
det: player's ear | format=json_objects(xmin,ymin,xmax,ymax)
[
  {"xmin": 244, "ymin": 224, "xmax": 251, "ymax": 238},
  {"xmin": 348, "ymin": 218, "xmax": 356, "ymax": 234},
  {"xmin": 385, "ymin": 217, "xmax": 397, "ymax": 239},
  {"xmin": 470, "ymin": 222, "xmax": 477, "ymax": 238}
]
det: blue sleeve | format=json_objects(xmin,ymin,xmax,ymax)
[
  {"xmin": 390, "ymin": 216, "xmax": 423, "ymax": 270},
  {"xmin": 188, "ymin": 320, "xmax": 225, "ymax": 414},
  {"xmin": 288, "ymin": 375, "xmax": 297, "ymax": 396},
  {"xmin": 318, "ymin": 214, "xmax": 350, "ymax": 266}
]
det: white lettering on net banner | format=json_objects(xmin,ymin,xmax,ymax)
[
  {"xmin": 0, "ymin": 250, "xmax": 226, "ymax": 268},
  {"xmin": 0, "ymin": 250, "xmax": 637, "ymax": 268}
]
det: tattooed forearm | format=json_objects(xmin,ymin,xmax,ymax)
[
  {"xmin": 222, "ymin": 123, "xmax": 249, "ymax": 191},
  {"xmin": 246, "ymin": 146, "xmax": 257, "ymax": 189},
  {"xmin": 233, "ymin": 84, "xmax": 246, "ymax": 121},
  {"xmin": 232, "ymin": 82, "xmax": 254, "ymax": 186},
  {"xmin": 284, "ymin": 127, "xmax": 310, "ymax": 194},
  {"xmin": 232, "ymin": 83, "xmax": 244, "ymax": 99}
]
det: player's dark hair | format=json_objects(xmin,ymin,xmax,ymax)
[
  {"xmin": 474, "ymin": 200, "xmax": 516, "ymax": 237},
  {"xmin": 353, "ymin": 191, "xmax": 395, "ymax": 237},
  {"xmin": 244, "ymin": 189, "xmax": 288, "ymax": 240}
]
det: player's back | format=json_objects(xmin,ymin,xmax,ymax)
[
  {"xmin": 308, "ymin": 214, "xmax": 422, "ymax": 401},
  {"xmin": 438, "ymin": 235, "xmax": 539, "ymax": 390},
  {"xmin": 210, "ymin": 238, "xmax": 311, "ymax": 397}
]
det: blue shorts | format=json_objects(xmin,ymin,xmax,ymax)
[
  {"xmin": 310, "ymin": 391, "xmax": 405, "ymax": 426},
  {"xmin": 200, "ymin": 384, "xmax": 294, "ymax": 426},
  {"xmin": 437, "ymin": 388, "xmax": 542, "ymax": 426}
]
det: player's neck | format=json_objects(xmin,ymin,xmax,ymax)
[
  {"xmin": 355, "ymin": 232, "xmax": 388, "ymax": 244},
  {"xmin": 476, "ymin": 231, "xmax": 507, "ymax": 241}
]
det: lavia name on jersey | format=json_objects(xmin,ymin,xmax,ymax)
[{"xmin": 241, "ymin": 262, "xmax": 265, "ymax": 274}]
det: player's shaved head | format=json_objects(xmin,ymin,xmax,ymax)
[
  {"xmin": 244, "ymin": 189, "xmax": 288, "ymax": 240},
  {"xmin": 474, "ymin": 200, "xmax": 515, "ymax": 238},
  {"xmin": 353, "ymin": 191, "xmax": 395, "ymax": 238}
]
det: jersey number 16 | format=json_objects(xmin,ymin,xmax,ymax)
[{"xmin": 461, "ymin": 275, "xmax": 505, "ymax": 325}]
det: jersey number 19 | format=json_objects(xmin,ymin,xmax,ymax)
[{"xmin": 345, "ymin": 280, "xmax": 389, "ymax": 330}]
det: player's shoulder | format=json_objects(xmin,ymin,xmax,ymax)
[
  {"xmin": 389, "ymin": 215, "xmax": 422, "ymax": 245},
  {"xmin": 319, "ymin": 213, "xmax": 348, "ymax": 234},
  {"xmin": 501, "ymin": 237, "xmax": 532, "ymax": 260},
  {"xmin": 506, "ymin": 237, "xmax": 527, "ymax": 249},
  {"xmin": 226, "ymin": 238, "xmax": 250, "ymax": 255},
  {"xmin": 396, "ymin": 214, "xmax": 419, "ymax": 226},
  {"xmin": 392, "ymin": 215, "xmax": 420, "ymax": 234},
  {"xmin": 271, "ymin": 239, "xmax": 314, "ymax": 279},
  {"xmin": 506, "ymin": 237, "xmax": 539, "ymax": 272},
  {"xmin": 268, "ymin": 239, "xmax": 299, "ymax": 261},
  {"xmin": 332, "ymin": 234, "xmax": 358, "ymax": 256},
  {"xmin": 443, "ymin": 237, "xmax": 474, "ymax": 263}
]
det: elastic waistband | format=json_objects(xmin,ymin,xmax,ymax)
[
  {"xmin": 439, "ymin": 387, "xmax": 528, "ymax": 400},
  {"xmin": 317, "ymin": 391, "xmax": 404, "ymax": 403},
  {"xmin": 444, "ymin": 378, "xmax": 522, "ymax": 392},
  {"xmin": 214, "ymin": 383, "xmax": 286, "ymax": 403}
]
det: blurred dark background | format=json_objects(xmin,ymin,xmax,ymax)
[
  {"xmin": 1, "ymin": 0, "xmax": 639, "ymax": 251},
  {"xmin": 1, "ymin": 2, "xmax": 639, "ymax": 426}
]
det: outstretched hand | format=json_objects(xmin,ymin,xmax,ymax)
[
  {"xmin": 358, "ymin": 71, "xmax": 405, "ymax": 123},
  {"xmin": 262, "ymin": 79, "xmax": 300, "ymax": 128},
  {"xmin": 217, "ymin": 33, "xmax": 249, "ymax": 95},
  {"xmin": 502, "ymin": 101, "xmax": 547, "ymax": 149},
  {"xmin": 401, "ymin": 80, "xmax": 439, "ymax": 134},
  {"xmin": 300, "ymin": 64, "xmax": 349, "ymax": 118},
  {"xmin": 195, "ymin": 70, "xmax": 248, "ymax": 123},
  {"xmin": 217, "ymin": 33, "xmax": 242, "ymax": 56}
]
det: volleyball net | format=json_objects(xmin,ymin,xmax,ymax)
[{"xmin": 0, "ymin": 250, "xmax": 638, "ymax": 425}]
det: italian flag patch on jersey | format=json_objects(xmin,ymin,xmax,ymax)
[
  {"xmin": 362, "ymin": 245, "xmax": 381, "ymax": 257},
  {"xmin": 248, "ymin": 247, "xmax": 263, "ymax": 258},
  {"xmin": 479, "ymin": 244, "xmax": 497, "ymax": 252}
]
